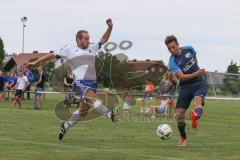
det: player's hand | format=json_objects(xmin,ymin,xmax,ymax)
[
  {"xmin": 106, "ymin": 18, "xmax": 113, "ymax": 28},
  {"xmin": 196, "ymin": 69, "xmax": 205, "ymax": 76},
  {"xmin": 25, "ymin": 62, "xmax": 35, "ymax": 68}
]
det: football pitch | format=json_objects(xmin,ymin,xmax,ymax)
[{"xmin": 0, "ymin": 94, "xmax": 240, "ymax": 160}]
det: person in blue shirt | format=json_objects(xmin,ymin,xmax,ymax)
[
  {"xmin": 24, "ymin": 69, "xmax": 34, "ymax": 100},
  {"xmin": 165, "ymin": 35, "xmax": 208, "ymax": 147},
  {"xmin": 6, "ymin": 72, "xmax": 16, "ymax": 90},
  {"xmin": 0, "ymin": 71, "xmax": 7, "ymax": 101}
]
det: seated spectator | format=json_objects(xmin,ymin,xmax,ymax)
[
  {"xmin": 150, "ymin": 97, "xmax": 170, "ymax": 119},
  {"xmin": 6, "ymin": 72, "xmax": 17, "ymax": 90},
  {"xmin": 157, "ymin": 71, "xmax": 177, "ymax": 115}
]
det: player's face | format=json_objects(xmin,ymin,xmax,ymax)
[
  {"xmin": 166, "ymin": 41, "xmax": 181, "ymax": 56},
  {"xmin": 78, "ymin": 33, "xmax": 90, "ymax": 49}
]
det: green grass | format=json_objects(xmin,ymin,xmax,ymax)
[{"xmin": 0, "ymin": 94, "xmax": 240, "ymax": 160}]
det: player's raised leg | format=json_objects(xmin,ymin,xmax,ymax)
[
  {"xmin": 190, "ymin": 96, "xmax": 203, "ymax": 128},
  {"xmin": 191, "ymin": 82, "xmax": 208, "ymax": 128},
  {"xmin": 85, "ymin": 89, "xmax": 118, "ymax": 122}
]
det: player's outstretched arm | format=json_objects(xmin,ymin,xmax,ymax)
[
  {"xmin": 100, "ymin": 18, "xmax": 113, "ymax": 45},
  {"xmin": 27, "ymin": 53, "xmax": 56, "ymax": 67},
  {"xmin": 175, "ymin": 69, "xmax": 205, "ymax": 81}
]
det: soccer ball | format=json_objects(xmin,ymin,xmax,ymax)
[{"xmin": 156, "ymin": 124, "xmax": 173, "ymax": 140}]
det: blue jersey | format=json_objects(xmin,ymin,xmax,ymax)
[
  {"xmin": 7, "ymin": 77, "xmax": 15, "ymax": 85},
  {"xmin": 168, "ymin": 46, "xmax": 203, "ymax": 85}
]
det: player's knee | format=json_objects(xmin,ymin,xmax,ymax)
[
  {"xmin": 85, "ymin": 89, "xmax": 97, "ymax": 103},
  {"xmin": 175, "ymin": 113, "xmax": 185, "ymax": 125},
  {"xmin": 79, "ymin": 111, "xmax": 88, "ymax": 117},
  {"xmin": 79, "ymin": 105, "xmax": 90, "ymax": 117}
]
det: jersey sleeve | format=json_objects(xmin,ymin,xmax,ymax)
[
  {"xmin": 185, "ymin": 45, "xmax": 197, "ymax": 57},
  {"xmin": 89, "ymin": 42, "xmax": 102, "ymax": 54},
  {"xmin": 168, "ymin": 56, "xmax": 182, "ymax": 75},
  {"xmin": 54, "ymin": 45, "xmax": 71, "ymax": 59}
]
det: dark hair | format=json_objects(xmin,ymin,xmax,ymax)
[
  {"xmin": 165, "ymin": 35, "xmax": 178, "ymax": 45},
  {"xmin": 76, "ymin": 30, "xmax": 88, "ymax": 42}
]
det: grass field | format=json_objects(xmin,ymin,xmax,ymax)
[{"xmin": 0, "ymin": 94, "xmax": 240, "ymax": 160}]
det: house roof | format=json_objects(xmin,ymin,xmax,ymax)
[
  {"xmin": 129, "ymin": 60, "xmax": 167, "ymax": 71},
  {"xmin": 12, "ymin": 52, "xmax": 52, "ymax": 66},
  {"xmin": 3, "ymin": 55, "xmax": 16, "ymax": 63},
  {"xmin": 3, "ymin": 51, "xmax": 53, "ymax": 71}
]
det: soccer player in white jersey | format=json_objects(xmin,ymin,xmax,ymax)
[{"xmin": 27, "ymin": 19, "xmax": 116, "ymax": 140}]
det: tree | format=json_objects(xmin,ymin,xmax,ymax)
[
  {"xmin": 0, "ymin": 38, "xmax": 6, "ymax": 70},
  {"xmin": 96, "ymin": 51, "xmax": 112, "ymax": 88},
  {"xmin": 223, "ymin": 60, "xmax": 240, "ymax": 95},
  {"xmin": 227, "ymin": 60, "xmax": 239, "ymax": 74}
]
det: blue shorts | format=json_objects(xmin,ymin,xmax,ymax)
[
  {"xmin": 157, "ymin": 106, "xmax": 165, "ymax": 113},
  {"xmin": 176, "ymin": 81, "xmax": 208, "ymax": 110},
  {"xmin": 143, "ymin": 92, "xmax": 151, "ymax": 100},
  {"xmin": 74, "ymin": 80, "xmax": 97, "ymax": 98}
]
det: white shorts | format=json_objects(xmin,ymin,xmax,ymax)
[{"xmin": 123, "ymin": 103, "xmax": 130, "ymax": 110}]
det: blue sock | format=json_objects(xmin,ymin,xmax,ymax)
[{"xmin": 194, "ymin": 107, "xmax": 203, "ymax": 120}]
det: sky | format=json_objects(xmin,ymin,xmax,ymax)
[{"xmin": 0, "ymin": 0, "xmax": 240, "ymax": 72}]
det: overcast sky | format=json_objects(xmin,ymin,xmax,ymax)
[{"xmin": 1, "ymin": 0, "xmax": 239, "ymax": 72}]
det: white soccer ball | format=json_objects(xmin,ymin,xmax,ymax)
[{"xmin": 156, "ymin": 124, "xmax": 173, "ymax": 140}]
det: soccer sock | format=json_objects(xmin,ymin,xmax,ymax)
[
  {"xmin": 64, "ymin": 109, "xmax": 81, "ymax": 131},
  {"xmin": 178, "ymin": 122, "xmax": 187, "ymax": 139},
  {"xmin": 93, "ymin": 100, "xmax": 111, "ymax": 119},
  {"xmin": 194, "ymin": 107, "xmax": 203, "ymax": 120}
]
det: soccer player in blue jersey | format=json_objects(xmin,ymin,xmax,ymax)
[{"xmin": 165, "ymin": 35, "xmax": 208, "ymax": 147}]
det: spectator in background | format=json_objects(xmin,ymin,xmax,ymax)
[
  {"xmin": 150, "ymin": 97, "xmax": 170, "ymax": 119},
  {"xmin": 123, "ymin": 91, "xmax": 131, "ymax": 119},
  {"xmin": 23, "ymin": 66, "xmax": 34, "ymax": 80},
  {"xmin": 141, "ymin": 80, "xmax": 154, "ymax": 114},
  {"xmin": 11, "ymin": 70, "xmax": 29, "ymax": 108},
  {"xmin": 157, "ymin": 73, "xmax": 168, "ymax": 99},
  {"xmin": 167, "ymin": 71, "xmax": 177, "ymax": 115},
  {"xmin": 0, "ymin": 71, "xmax": 7, "ymax": 101},
  {"xmin": 64, "ymin": 71, "xmax": 74, "ymax": 105},
  {"xmin": 34, "ymin": 65, "xmax": 45, "ymax": 109},
  {"xmin": 157, "ymin": 71, "xmax": 177, "ymax": 115},
  {"xmin": 6, "ymin": 72, "xmax": 17, "ymax": 90},
  {"xmin": 64, "ymin": 71, "xmax": 74, "ymax": 88},
  {"xmin": 24, "ymin": 70, "xmax": 34, "ymax": 99}
]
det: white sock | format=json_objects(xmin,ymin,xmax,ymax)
[
  {"xmin": 106, "ymin": 112, "xmax": 111, "ymax": 119},
  {"xmin": 64, "ymin": 109, "xmax": 80, "ymax": 131},
  {"xmin": 93, "ymin": 100, "xmax": 111, "ymax": 119}
]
